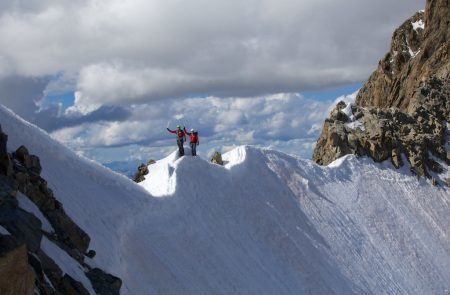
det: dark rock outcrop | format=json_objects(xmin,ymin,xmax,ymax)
[
  {"xmin": 58, "ymin": 274, "xmax": 90, "ymax": 295},
  {"xmin": 0, "ymin": 235, "xmax": 35, "ymax": 295},
  {"xmin": 313, "ymin": 0, "xmax": 450, "ymax": 178},
  {"xmin": 87, "ymin": 268, "xmax": 122, "ymax": 295},
  {"xmin": 27, "ymin": 252, "xmax": 55, "ymax": 294},
  {"xmin": 210, "ymin": 151, "xmax": 224, "ymax": 165},
  {"xmin": 133, "ymin": 159, "xmax": 155, "ymax": 183},
  {"xmin": 0, "ymin": 195, "xmax": 43, "ymax": 253},
  {"xmin": 10, "ymin": 146, "xmax": 91, "ymax": 255},
  {"xmin": 0, "ymin": 126, "xmax": 13, "ymax": 177},
  {"xmin": 0, "ymin": 125, "xmax": 123, "ymax": 294},
  {"xmin": 445, "ymin": 177, "xmax": 450, "ymax": 187}
]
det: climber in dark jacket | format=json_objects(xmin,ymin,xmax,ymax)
[
  {"xmin": 184, "ymin": 128, "xmax": 199, "ymax": 156},
  {"xmin": 167, "ymin": 125, "xmax": 186, "ymax": 156}
]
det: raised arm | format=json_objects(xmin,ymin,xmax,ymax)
[{"xmin": 167, "ymin": 128, "xmax": 176, "ymax": 133}]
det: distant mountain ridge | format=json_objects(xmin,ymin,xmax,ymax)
[{"xmin": 313, "ymin": 0, "xmax": 449, "ymax": 180}]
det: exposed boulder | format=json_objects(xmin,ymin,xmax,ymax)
[
  {"xmin": 313, "ymin": 1, "xmax": 450, "ymax": 178},
  {"xmin": 445, "ymin": 178, "xmax": 450, "ymax": 187},
  {"xmin": 133, "ymin": 159, "xmax": 155, "ymax": 183},
  {"xmin": 0, "ymin": 235, "xmax": 35, "ymax": 295},
  {"xmin": 58, "ymin": 274, "xmax": 90, "ymax": 295},
  {"xmin": 210, "ymin": 151, "xmax": 224, "ymax": 165},
  {"xmin": 0, "ymin": 126, "xmax": 123, "ymax": 294},
  {"xmin": 37, "ymin": 249, "xmax": 63, "ymax": 287},
  {"xmin": 87, "ymin": 268, "xmax": 122, "ymax": 295},
  {"xmin": 13, "ymin": 145, "xmax": 29, "ymax": 163},
  {"xmin": 0, "ymin": 193, "xmax": 43, "ymax": 253},
  {"xmin": 8, "ymin": 147, "xmax": 91, "ymax": 255},
  {"xmin": 27, "ymin": 253, "xmax": 55, "ymax": 294}
]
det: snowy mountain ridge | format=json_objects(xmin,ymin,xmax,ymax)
[{"xmin": 1, "ymin": 103, "xmax": 449, "ymax": 294}]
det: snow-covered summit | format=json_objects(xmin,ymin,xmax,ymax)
[{"xmin": 1, "ymin": 104, "xmax": 449, "ymax": 294}]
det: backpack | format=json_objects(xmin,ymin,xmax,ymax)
[{"xmin": 191, "ymin": 132, "xmax": 198, "ymax": 143}]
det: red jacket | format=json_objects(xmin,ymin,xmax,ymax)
[
  {"xmin": 167, "ymin": 128, "xmax": 186, "ymax": 142},
  {"xmin": 185, "ymin": 130, "xmax": 199, "ymax": 144}
]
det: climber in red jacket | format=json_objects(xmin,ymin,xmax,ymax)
[
  {"xmin": 184, "ymin": 128, "xmax": 199, "ymax": 156},
  {"xmin": 167, "ymin": 125, "xmax": 186, "ymax": 156}
]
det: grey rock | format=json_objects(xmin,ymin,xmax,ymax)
[
  {"xmin": 87, "ymin": 268, "xmax": 122, "ymax": 295},
  {"xmin": 14, "ymin": 145, "xmax": 29, "ymax": 163},
  {"xmin": 0, "ymin": 193, "xmax": 43, "ymax": 253},
  {"xmin": 58, "ymin": 274, "xmax": 89, "ymax": 295}
]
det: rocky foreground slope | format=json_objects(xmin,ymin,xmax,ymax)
[
  {"xmin": 313, "ymin": 0, "xmax": 450, "ymax": 180},
  {"xmin": 0, "ymin": 124, "xmax": 121, "ymax": 294}
]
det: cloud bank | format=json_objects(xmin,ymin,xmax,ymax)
[
  {"xmin": 0, "ymin": 0, "xmax": 424, "ymax": 163},
  {"xmin": 1, "ymin": 0, "xmax": 423, "ymax": 109},
  {"xmin": 50, "ymin": 92, "xmax": 355, "ymax": 162}
]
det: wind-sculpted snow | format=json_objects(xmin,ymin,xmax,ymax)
[{"xmin": 1, "ymin": 104, "xmax": 449, "ymax": 294}]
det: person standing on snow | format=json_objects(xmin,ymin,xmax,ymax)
[
  {"xmin": 167, "ymin": 125, "xmax": 186, "ymax": 156},
  {"xmin": 184, "ymin": 128, "xmax": 199, "ymax": 156}
]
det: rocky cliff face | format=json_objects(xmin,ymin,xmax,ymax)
[
  {"xmin": 313, "ymin": 0, "xmax": 450, "ymax": 181},
  {"xmin": 0, "ymin": 125, "xmax": 121, "ymax": 294}
]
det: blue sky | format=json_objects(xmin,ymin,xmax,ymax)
[{"xmin": 0, "ymin": 0, "xmax": 424, "ymax": 167}]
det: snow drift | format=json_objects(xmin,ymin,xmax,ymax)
[{"xmin": 1, "ymin": 104, "xmax": 449, "ymax": 294}]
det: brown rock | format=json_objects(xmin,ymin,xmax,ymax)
[
  {"xmin": 431, "ymin": 177, "xmax": 438, "ymax": 186},
  {"xmin": 23, "ymin": 154, "xmax": 42, "ymax": 175},
  {"xmin": 312, "ymin": 2, "xmax": 450, "ymax": 178},
  {"xmin": 37, "ymin": 249, "xmax": 63, "ymax": 288},
  {"xmin": 445, "ymin": 178, "xmax": 450, "ymax": 187},
  {"xmin": 211, "ymin": 151, "xmax": 224, "ymax": 165},
  {"xmin": 391, "ymin": 149, "xmax": 403, "ymax": 168},
  {"xmin": 133, "ymin": 160, "xmax": 156, "ymax": 183},
  {"xmin": 0, "ymin": 235, "xmax": 35, "ymax": 295}
]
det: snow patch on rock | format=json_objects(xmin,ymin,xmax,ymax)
[
  {"xmin": 412, "ymin": 19, "xmax": 425, "ymax": 31},
  {"xmin": 41, "ymin": 237, "xmax": 95, "ymax": 294},
  {"xmin": 0, "ymin": 225, "xmax": 10, "ymax": 235},
  {"xmin": 17, "ymin": 192, "xmax": 54, "ymax": 233}
]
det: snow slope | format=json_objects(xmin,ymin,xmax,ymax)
[{"xmin": 1, "ymin": 104, "xmax": 449, "ymax": 294}]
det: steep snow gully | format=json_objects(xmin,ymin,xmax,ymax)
[{"xmin": 1, "ymin": 105, "xmax": 449, "ymax": 294}]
